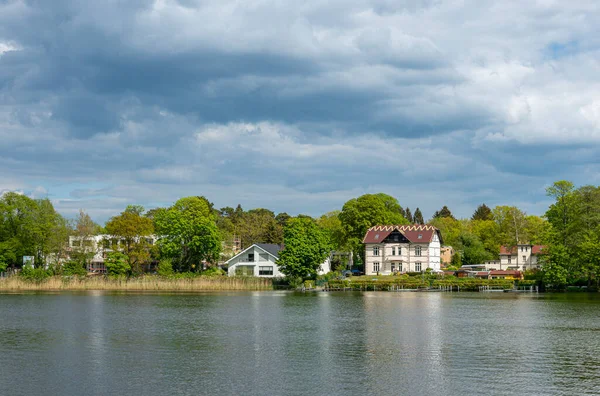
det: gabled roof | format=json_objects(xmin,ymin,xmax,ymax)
[
  {"xmin": 225, "ymin": 243, "xmax": 282, "ymax": 264},
  {"xmin": 255, "ymin": 243, "xmax": 282, "ymax": 257},
  {"xmin": 362, "ymin": 225, "xmax": 442, "ymax": 244}
]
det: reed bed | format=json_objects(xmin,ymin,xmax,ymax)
[{"xmin": 0, "ymin": 275, "xmax": 274, "ymax": 291}]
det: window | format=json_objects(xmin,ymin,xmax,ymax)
[
  {"xmin": 508, "ymin": 257, "xmax": 512, "ymax": 264},
  {"xmin": 373, "ymin": 262, "xmax": 380, "ymax": 272},
  {"xmin": 523, "ymin": 255, "xmax": 526, "ymax": 263},
  {"xmin": 391, "ymin": 263, "xmax": 395, "ymax": 272},
  {"xmin": 399, "ymin": 263, "xmax": 403, "ymax": 272},
  {"xmin": 418, "ymin": 234, "xmax": 422, "ymax": 239},
  {"xmin": 391, "ymin": 247, "xmax": 396, "ymax": 256},
  {"xmin": 71, "ymin": 239, "xmax": 81, "ymax": 248},
  {"xmin": 398, "ymin": 247, "xmax": 401, "ymax": 255},
  {"xmin": 415, "ymin": 262, "xmax": 422, "ymax": 272},
  {"xmin": 415, "ymin": 246, "xmax": 422, "ymax": 257},
  {"xmin": 259, "ymin": 266, "xmax": 273, "ymax": 276},
  {"xmin": 247, "ymin": 253, "xmax": 255, "ymax": 262},
  {"xmin": 373, "ymin": 247, "xmax": 379, "ymax": 256},
  {"xmin": 235, "ymin": 266, "xmax": 254, "ymax": 276}
]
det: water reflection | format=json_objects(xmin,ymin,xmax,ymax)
[{"xmin": 2, "ymin": 292, "xmax": 600, "ymax": 395}]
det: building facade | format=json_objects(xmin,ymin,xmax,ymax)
[
  {"xmin": 440, "ymin": 246, "xmax": 454, "ymax": 266},
  {"xmin": 499, "ymin": 244, "xmax": 544, "ymax": 270},
  {"xmin": 363, "ymin": 225, "xmax": 443, "ymax": 275},
  {"xmin": 226, "ymin": 243, "xmax": 332, "ymax": 278},
  {"xmin": 68, "ymin": 235, "xmax": 158, "ymax": 273}
]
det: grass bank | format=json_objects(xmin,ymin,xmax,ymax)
[
  {"xmin": 327, "ymin": 276, "xmax": 516, "ymax": 291},
  {"xmin": 0, "ymin": 275, "xmax": 274, "ymax": 291}
]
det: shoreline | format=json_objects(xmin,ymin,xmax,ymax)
[{"xmin": 0, "ymin": 275, "xmax": 274, "ymax": 292}]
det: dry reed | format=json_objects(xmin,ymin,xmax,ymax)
[{"xmin": 0, "ymin": 276, "xmax": 274, "ymax": 291}]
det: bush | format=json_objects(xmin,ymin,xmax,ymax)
[
  {"xmin": 105, "ymin": 252, "xmax": 130, "ymax": 277},
  {"xmin": 202, "ymin": 266, "xmax": 226, "ymax": 276},
  {"xmin": 157, "ymin": 258, "xmax": 174, "ymax": 277},
  {"xmin": 19, "ymin": 266, "xmax": 51, "ymax": 283},
  {"xmin": 61, "ymin": 260, "xmax": 87, "ymax": 276}
]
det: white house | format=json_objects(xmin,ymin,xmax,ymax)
[
  {"xmin": 363, "ymin": 225, "xmax": 443, "ymax": 275},
  {"xmin": 226, "ymin": 243, "xmax": 331, "ymax": 278},
  {"xmin": 499, "ymin": 244, "xmax": 545, "ymax": 270}
]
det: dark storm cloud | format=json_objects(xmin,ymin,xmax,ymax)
[{"xmin": 0, "ymin": 0, "xmax": 599, "ymax": 221}]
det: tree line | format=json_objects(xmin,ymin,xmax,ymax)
[{"xmin": 1, "ymin": 182, "xmax": 596, "ymax": 287}]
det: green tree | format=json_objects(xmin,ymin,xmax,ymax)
[
  {"xmin": 275, "ymin": 212, "xmax": 291, "ymax": 227},
  {"xmin": 105, "ymin": 207, "xmax": 155, "ymax": 275},
  {"xmin": 470, "ymin": 219, "xmax": 500, "ymax": 258},
  {"xmin": 316, "ymin": 211, "xmax": 345, "ymax": 251},
  {"xmin": 277, "ymin": 218, "xmax": 331, "ymax": 281},
  {"xmin": 492, "ymin": 206, "xmax": 527, "ymax": 247},
  {"xmin": 236, "ymin": 208, "xmax": 283, "ymax": 248},
  {"xmin": 546, "ymin": 180, "xmax": 576, "ymax": 241},
  {"xmin": 105, "ymin": 251, "xmax": 130, "ymax": 277},
  {"xmin": 413, "ymin": 208, "xmax": 425, "ymax": 225},
  {"xmin": 154, "ymin": 196, "xmax": 221, "ymax": 272},
  {"xmin": 471, "ymin": 204, "xmax": 493, "ymax": 221},
  {"xmin": 429, "ymin": 217, "xmax": 463, "ymax": 250},
  {"xmin": 541, "ymin": 243, "xmax": 569, "ymax": 289},
  {"xmin": 433, "ymin": 206, "xmax": 455, "ymax": 220},
  {"xmin": 339, "ymin": 194, "xmax": 408, "ymax": 262},
  {"xmin": 404, "ymin": 207, "xmax": 413, "ymax": 223},
  {"xmin": 460, "ymin": 233, "xmax": 492, "ymax": 265},
  {"xmin": 157, "ymin": 258, "xmax": 174, "ymax": 277},
  {"xmin": 68, "ymin": 209, "xmax": 102, "ymax": 270}
]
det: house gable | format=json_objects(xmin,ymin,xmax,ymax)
[{"xmin": 382, "ymin": 230, "xmax": 411, "ymax": 244}]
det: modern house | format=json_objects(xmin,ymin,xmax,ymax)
[
  {"xmin": 226, "ymin": 243, "xmax": 331, "ymax": 278},
  {"xmin": 362, "ymin": 225, "xmax": 443, "ymax": 275},
  {"xmin": 68, "ymin": 235, "xmax": 158, "ymax": 273}
]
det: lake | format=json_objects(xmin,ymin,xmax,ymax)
[{"xmin": 1, "ymin": 291, "xmax": 600, "ymax": 396}]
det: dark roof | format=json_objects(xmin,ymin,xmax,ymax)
[
  {"xmin": 362, "ymin": 225, "xmax": 442, "ymax": 244},
  {"xmin": 256, "ymin": 243, "xmax": 282, "ymax": 258}
]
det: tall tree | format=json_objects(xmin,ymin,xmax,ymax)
[
  {"xmin": 154, "ymin": 196, "xmax": 221, "ymax": 272},
  {"xmin": 433, "ymin": 205, "xmax": 455, "ymax": 220},
  {"xmin": 105, "ymin": 206, "xmax": 155, "ymax": 274},
  {"xmin": 277, "ymin": 218, "xmax": 331, "ymax": 281},
  {"xmin": 339, "ymin": 194, "xmax": 408, "ymax": 263},
  {"xmin": 471, "ymin": 204, "xmax": 493, "ymax": 221},
  {"xmin": 404, "ymin": 207, "xmax": 414, "ymax": 223},
  {"xmin": 413, "ymin": 208, "xmax": 425, "ymax": 225}
]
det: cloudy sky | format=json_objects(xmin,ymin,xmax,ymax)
[{"xmin": 1, "ymin": 0, "xmax": 599, "ymax": 223}]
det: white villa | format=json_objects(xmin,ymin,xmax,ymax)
[
  {"xmin": 499, "ymin": 244, "xmax": 545, "ymax": 270},
  {"xmin": 363, "ymin": 225, "xmax": 443, "ymax": 275},
  {"xmin": 226, "ymin": 243, "xmax": 331, "ymax": 278},
  {"xmin": 462, "ymin": 244, "xmax": 546, "ymax": 271}
]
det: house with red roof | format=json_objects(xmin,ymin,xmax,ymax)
[
  {"xmin": 499, "ymin": 244, "xmax": 545, "ymax": 270},
  {"xmin": 362, "ymin": 225, "xmax": 443, "ymax": 275}
]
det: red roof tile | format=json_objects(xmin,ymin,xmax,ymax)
[
  {"xmin": 499, "ymin": 245, "xmax": 546, "ymax": 255},
  {"xmin": 362, "ymin": 225, "xmax": 441, "ymax": 244}
]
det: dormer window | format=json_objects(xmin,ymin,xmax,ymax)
[
  {"xmin": 418, "ymin": 234, "xmax": 422, "ymax": 239},
  {"xmin": 374, "ymin": 234, "xmax": 380, "ymax": 240}
]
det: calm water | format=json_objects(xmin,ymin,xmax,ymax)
[{"xmin": 1, "ymin": 291, "xmax": 600, "ymax": 396}]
